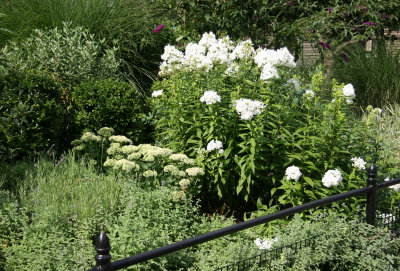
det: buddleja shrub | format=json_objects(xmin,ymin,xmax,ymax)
[{"xmin": 151, "ymin": 32, "xmax": 381, "ymax": 214}]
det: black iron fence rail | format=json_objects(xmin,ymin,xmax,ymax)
[{"xmin": 87, "ymin": 164, "xmax": 400, "ymax": 271}]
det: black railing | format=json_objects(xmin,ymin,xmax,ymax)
[{"xmin": 87, "ymin": 164, "xmax": 400, "ymax": 271}]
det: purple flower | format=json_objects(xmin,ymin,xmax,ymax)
[
  {"xmin": 328, "ymin": 7, "xmax": 332, "ymax": 12},
  {"xmin": 363, "ymin": 22, "xmax": 377, "ymax": 26},
  {"xmin": 358, "ymin": 5, "xmax": 368, "ymax": 12},
  {"xmin": 382, "ymin": 14, "xmax": 390, "ymax": 20},
  {"xmin": 153, "ymin": 24, "xmax": 164, "ymax": 34},
  {"xmin": 341, "ymin": 53, "xmax": 349, "ymax": 62},
  {"xmin": 318, "ymin": 41, "xmax": 331, "ymax": 51},
  {"xmin": 284, "ymin": 1, "xmax": 294, "ymax": 5}
]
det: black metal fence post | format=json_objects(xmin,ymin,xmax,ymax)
[
  {"xmin": 366, "ymin": 164, "xmax": 377, "ymax": 226},
  {"xmin": 94, "ymin": 232, "xmax": 112, "ymax": 271}
]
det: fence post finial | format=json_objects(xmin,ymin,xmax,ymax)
[
  {"xmin": 95, "ymin": 232, "xmax": 112, "ymax": 271},
  {"xmin": 366, "ymin": 163, "xmax": 378, "ymax": 226}
]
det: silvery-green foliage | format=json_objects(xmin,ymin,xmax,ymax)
[
  {"xmin": 0, "ymin": 22, "xmax": 120, "ymax": 87},
  {"xmin": 265, "ymin": 213, "xmax": 400, "ymax": 271}
]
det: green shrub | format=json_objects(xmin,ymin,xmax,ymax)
[
  {"xmin": 266, "ymin": 214, "xmax": 400, "ymax": 270},
  {"xmin": 332, "ymin": 44, "xmax": 400, "ymax": 109},
  {"xmin": 0, "ymin": 0, "xmax": 169, "ymax": 92},
  {"xmin": 71, "ymin": 79, "xmax": 151, "ymax": 143},
  {"xmin": 151, "ymin": 33, "xmax": 381, "ymax": 214},
  {"xmin": 0, "ymin": 69, "xmax": 65, "ymax": 158},
  {"xmin": 0, "ymin": 22, "xmax": 120, "ymax": 88}
]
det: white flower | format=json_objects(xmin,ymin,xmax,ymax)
[
  {"xmin": 233, "ymin": 98, "xmax": 266, "ymax": 121},
  {"xmin": 342, "ymin": 84, "xmax": 356, "ymax": 99},
  {"xmin": 385, "ymin": 177, "xmax": 400, "ymax": 192},
  {"xmin": 351, "ymin": 157, "xmax": 366, "ymax": 170},
  {"xmin": 373, "ymin": 108, "xmax": 382, "ymax": 115},
  {"xmin": 303, "ymin": 90, "xmax": 315, "ymax": 99},
  {"xmin": 152, "ymin": 89, "xmax": 164, "ymax": 97},
  {"xmin": 285, "ymin": 166, "xmax": 302, "ymax": 181},
  {"xmin": 224, "ymin": 62, "xmax": 240, "ymax": 76},
  {"xmin": 287, "ymin": 78, "xmax": 300, "ymax": 90},
  {"xmin": 200, "ymin": 90, "xmax": 221, "ymax": 105},
  {"xmin": 206, "ymin": 140, "xmax": 224, "ymax": 152},
  {"xmin": 109, "ymin": 135, "xmax": 132, "ymax": 144},
  {"xmin": 378, "ymin": 213, "xmax": 396, "ymax": 224},
  {"xmin": 322, "ymin": 169, "xmax": 343, "ymax": 188},
  {"xmin": 254, "ymin": 237, "xmax": 278, "ymax": 250},
  {"xmin": 161, "ymin": 45, "xmax": 184, "ymax": 63},
  {"xmin": 185, "ymin": 167, "xmax": 205, "ymax": 176},
  {"xmin": 198, "ymin": 32, "xmax": 218, "ymax": 49},
  {"xmin": 231, "ymin": 40, "xmax": 255, "ymax": 60},
  {"xmin": 260, "ymin": 63, "xmax": 279, "ymax": 81}
]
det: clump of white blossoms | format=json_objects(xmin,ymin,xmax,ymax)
[
  {"xmin": 287, "ymin": 78, "xmax": 301, "ymax": 91},
  {"xmin": 254, "ymin": 237, "xmax": 279, "ymax": 250},
  {"xmin": 109, "ymin": 135, "xmax": 132, "ymax": 144},
  {"xmin": 152, "ymin": 89, "xmax": 163, "ymax": 97},
  {"xmin": 231, "ymin": 40, "xmax": 255, "ymax": 60},
  {"xmin": 351, "ymin": 157, "xmax": 366, "ymax": 170},
  {"xmin": 81, "ymin": 132, "xmax": 101, "ymax": 142},
  {"xmin": 233, "ymin": 98, "xmax": 266, "ymax": 121},
  {"xmin": 385, "ymin": 177, "xmax": 400, "ymax": 192},
  {"xmin": 206, "ymin": 139, "xmax": 224, "ymax": 153},
  {"xmin": 303, "ymin": 90, "xmax": 315, "ymax": 99},
  {"xmin": 322, "ymin": 169, "xmax": 343, "ymax": 188},
  {"xmin": 285, "ymin": 166, "xmax": 302, "ymax": 182},
  {"xmin": 342, "ymin": 83, "xmax": 356, "ymax": 104},
  {"xmin": 185, "ymin": 167, "xmax": 205, "ymax": 176},
  {"xmin": 200, "ymin": 90, "xmax": 221, "ymax": 105}
]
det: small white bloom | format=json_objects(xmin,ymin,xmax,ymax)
[
  {"xmin": 351, "ymin": 157, "xmax": 366, "ymax": 170},
  {"xmin": 260, "ymin": 63, "xmax": 279, "ymax": 81},
  {"xmin": 185, "ymin": 167, "xmax": 205, "ymax": 176},
  {"xmin": 206, "ymin": 139, "xmax": 224, "ymax": 152},
  {"xmin": 200, "ymin": 90, "xmax": 221, "ymax": 105},
  {"xmin": 285, "ymin": 166, "xmax": 302, "ymax": 182},
  {"xmin": 233, "ymin": 98, "xmax": 266, "ymax": 121},
  {"xmin": 303, "ymin": 90, "xmax": 315, "ymax": 99},
  {"xmin": 385, "ymin": 177, "xmax": 400, "ymax": 192},
  {"xmin": 322, "ymin": 169, "xmax": 343, "ymax": 188},
  {"xmin": 287, "ymin": 78, "xmax": 300, "ymax": 90},
  {"xmin": 152, "ymin": 89, "xmax": 164, "ymax": 97},
  {"xmin": 254, "ymin": 237, "xmax": 278, "ymax": 250},
  {"xmin": 342, "ymin": 83, "xmax": 356, "ymax": 99}
]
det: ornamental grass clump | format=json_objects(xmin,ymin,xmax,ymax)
[{"xmin": 151, "ymin": 32, "xmax": 389, "ymax": 215}]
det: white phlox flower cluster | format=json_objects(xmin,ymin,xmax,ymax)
[
  {"xmin": 231, "ymin": 40, "xmax": 255, "ymax": 60},
  {"xmin": 255, "ymin": 47, "xmax": 296, "ymax": 81},
  {"xmin": 254, "ymin": 237, "xmax": 279, "ymax": 250},
  {"xmin": 224, "ymin": 62, "xmax": 240, "ymax": 76},
  {"xmin": 158, "ymin": 32, "xmax": 296, "ymax": 80},
  {"xmin": 322, "ymin": 169, "xmax": 343, "ymax": 188},
  {"xmin": 351, "ymin": 157, "xmax": 366, "ymax": 170},
  {"xmin": 385, "ymin": 177, "xmax": 400, "ymax": 192},
  {"xmin": 285, "ymin": 166, "xmax": 302, "ymax": 182},
  {"xmin": 206, "ymin": 139, "xmax": 224, "ymax": 153},
  {"xmin": 200, "ymin": 90, "xmax": 221, "ymax": 105},
  {"xmin": 233, "ymin": 98, "xmax": 266, "ymax": 121},
  {"xmin": 342, "ymin": 83, "xmax": 356, "ymax": 104},
  {"xmin": 152, "ymin": 89, "xmax": 163, "ymax": 97},
  {"xmin": 287, "ymin": 78, "xmax": 301, "ymax": 91},
  {"xmin": 303, "ymin": 89, "xmax": 315, "ymax": 99}
]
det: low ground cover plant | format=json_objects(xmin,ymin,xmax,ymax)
[{"xmin": 151, "ymin": 32, "xmax": 384, "ymax": 216}]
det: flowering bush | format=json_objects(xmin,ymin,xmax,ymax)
[
  {"xmin": 73, "ymin": 128, "xmax": 202, "ymax": 197},
  {"xmin": 151, "ymin": 32, "xmax": 381, "ymax": 214}
]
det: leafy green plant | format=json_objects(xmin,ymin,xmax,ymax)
[
  {"xmin": 332, "ymin": 43, "xmax": 400, "ymax": 109},
  {"xmin": 266, "ymin": 214, "xmax": 400, "ymax": 270},
  {"xmin": 71, "ymin": 78, "xmax": 151, "ymax": 143},
  {"xmin": 0, "ymin": 22, "xmax": 120, "ymax": 88},
  {"xmin": 151, "ymin": 33, "xmax": 381, "ymax": 215},
  {"xmin": 0, "ymin": 0, "xmax": 170, "ymax": 92},
  {"xmin": 0, "ymin": 69, "xmax": 65, "ymax": 158}
]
